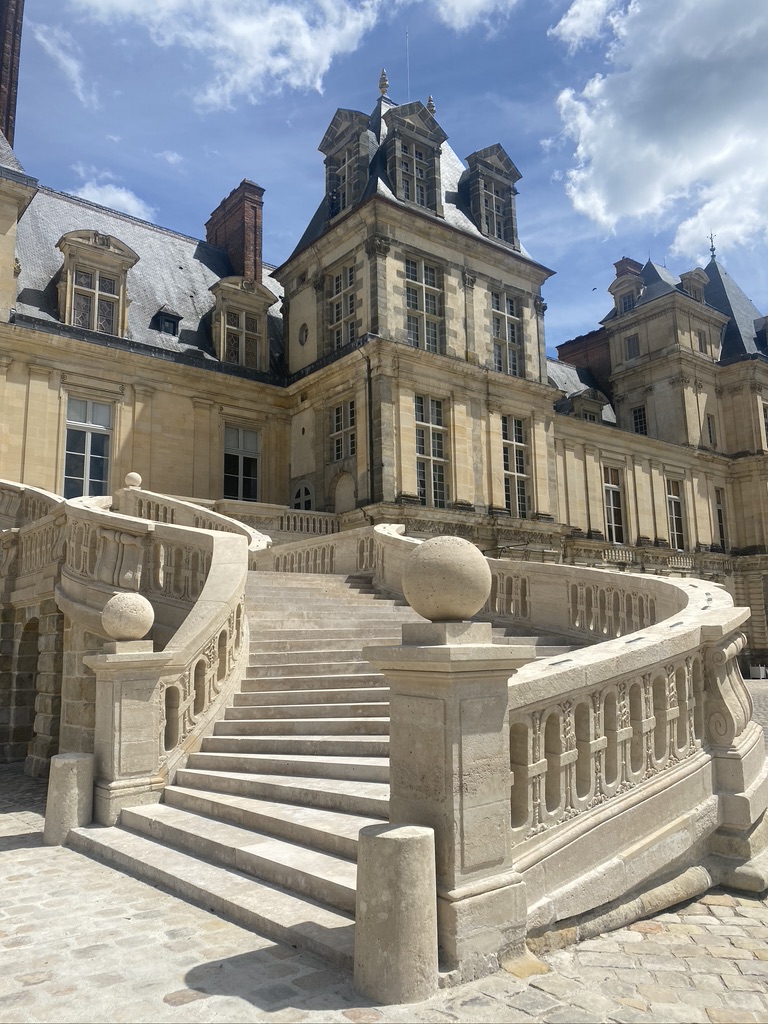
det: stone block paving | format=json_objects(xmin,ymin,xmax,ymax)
[{"xmin": 2, "ymin": 762, "xmax": 768, "ymax": 1024}]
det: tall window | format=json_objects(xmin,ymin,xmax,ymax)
[
  {"xmin": 603, "ymin": 467, "xmax": 625, "ymax": 544},
  {"xmin": 331, "ymin": 400, "xmax": 356, "ymax": 461},
  {"xmin": 72, "ymin": 269, "xmax": 117, "ymax": 334},
  {"xmin": 329, "ymin": 264, "xmax": 356, "ymax": 350},
  {"xmin": 64, "ymin": 397, "xmax": 112, "ymax": 499},
  {"xmin": 631, "ymin": 406, "xmax": 647, "ymax": 435},
  {"xmin": 224, "ymin": 308, "xmax": 261, "ymax": 369},
  {"xmin": 667, "ymin": 479, "xmax": 685, "ymax": 550},
  {"xmin": 491, "ymin": 291, "xmax": 522, "ymax": 377},
  {"xmin": 404, "ymin": 257, "xmax": 443, "ymax": 353},
  {"xmin": 400, "ymin": 142, "xmax": 431, "ymax": 208},
  {"xmin": 335, "ymin": 147, "xmax": 355, "ymax": 212},
  {"xmin": 625, "ymin": 334, "xmax": 640, "ymax": 360},
  {"xmin": 707, "ymin": 413, "xmax": 717, "ymax": 449},
  {"xmin": 502, "ymin": 415, "xmax": 528, "ymax": 518},
  {"xmin": 715, "ymin": 488, "xmax": 727, "ymax": 550},
  {"xmin": 223, "ymin": 425, "xmax": 259, "ymax": 502},
  {"xmin": 621, "ymin": 293, "xmax": 636, "ymax": 313},
  {"xmin": 415, "ymin": 395, "xmax": 448, "ymax": 508},
  {"xmin": 697, "ymin": 329, "xmax": 707, "ymax": 354},
  {"xmin": 483, "ymin": 182, "xmax": 508, "ymax": 241}
]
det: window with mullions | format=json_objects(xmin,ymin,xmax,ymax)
[
  {"xmin": 400, "ymin": 142, "xmax": 431, "ymax": 208},
  {"xmin": 223, "ymin": 425, "xmax": 259, "ymax": 502},
  {"xmin": 415, "ymin": 395, "xmax": 448, "ymax": 508},
  {"xmin": 502, "ymin": 415, "xmax": 528, "ymax": 518},
  {"xmin": 329, "ymin": 264, "xmax": 356, "ymax": 351},
  {"xmin": 72, "ymin": 269, "xmax": 117, "ymax": 334},
  {"xmin": 64, "ymin": 397, "xmax": 112, "ymax": 499},
  {"xmin": 404, "ymin": 258, "xmax": 443, "ymax": 353},
  {"xmin": 667, "ymin": 479, "xmax": 685, "ymax": 550},
  {"xmin": 631, "ymin": 406, "xmax": 647, "ymax": 435},
  {"xmin": 331, "ymin": 400, "xmax": 356, "ymax": 461},
  {"xmin": 224, "ymin": 308, "xmax": 261, "ymax": 369},
  {"xmin": 603, "ymin": 466, "xmax": 625, "ymax": 544},
  {"xmin": 483, "ymin": 181, "xmax": 508, "ymax": 241},
  {"xmin": 491, "ymin": 291, "xmax": 522, "ymax": 376}
]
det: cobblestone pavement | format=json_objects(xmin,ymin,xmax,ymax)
[{"xmin": 3, "ymin": 696, "xmax": 768, "ymax": 1024}]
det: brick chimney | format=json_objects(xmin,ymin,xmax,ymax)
[
  {"xmin": 613, "ymin": 256, "xmax": 643, "ymax": 279},
  {"xmin": 0, "ymin": 0, "xmax": 24, "ymax": 147},
  {"xmin": 205, "ymin": 179, "xmax": 265, "ymax": 283}
]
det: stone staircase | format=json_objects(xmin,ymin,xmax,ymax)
[{"xmin": 70, "ymin": 571, "xmax": 577, "ymax": 968}]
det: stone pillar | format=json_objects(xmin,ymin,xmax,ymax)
[
  {"xmin": 43, "ymin": 752, "xmax": 94, "ymax": 845},
  {"xmin": 364, "ymin": 536, "xmax": 539, "ymax": 980},
  {"xmin": 354, "ymin": 824, "xmax": 438, "ymax": 1003}
]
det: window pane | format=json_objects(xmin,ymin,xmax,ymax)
[
  {"xmin": 73, "ymin": 293, "xmax": 92, "ymax": 329},
  {"xmin": 225, "ymin": 426, "xmax": 239, "ymax": 450},
  {"xmin": 90, "ymin": 433, "xmax": 109, "ymax": 458},
  {"xmin": 67, "ymin": 398, "xmax": 88, "ymax": 424},
  {"xmin": 92, "ymin": 402, "xmax": 112, "ymax": 428},
  {"xmin": 242, "ymin": 429, "xmax": 259, "ymax": 453},
  {"xmin": 97, "ymin": 298, "xmax": 115, "ymax": 333},
  {"xmin": 65, "ymin": 451, "xmax": 85, "ymax": 479},
  {"xmin": 74, "ymin": 270, "xmax": 93, "ymax": 288},
  {"xmin": 99, "ymin": 276, "xmax": 116, "ymax": 295}
]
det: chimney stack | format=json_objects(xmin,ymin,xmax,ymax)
[{"xmin": 205, "ymin": 179, "xmax": 265, "ymax": 283}]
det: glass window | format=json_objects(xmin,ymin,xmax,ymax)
[
  {"xmin": 604, "ymin": 467, "xmax": 624, "ymax": 544},
  {"xmin": 223, "ymin": 425, "xmax": 259, "ymax": 501},
  {"xmin": 415, "ymin": 395, "xmax": 448, "ymax": 507},
  {"xmin": 64, "ymin": 397, "xmax": 112, "ymax": 499}
]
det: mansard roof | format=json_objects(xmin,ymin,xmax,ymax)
[
  {"xmin": 282, "ymin": 93, "xmax": 540, "ymax": 270},
  {"xmin": 14, "ymin": 186, "xmax": 283, "ymax": 375}
]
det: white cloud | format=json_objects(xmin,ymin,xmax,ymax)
[
  {"xmin": 432, "ymin": 0, "xmax": 522, "ymax": 32},
  {"xmin": 155, "ymin": 150, "xmax": 183, "ymax": 165},
  {"xmin": 67, "ymin": 0, "xmax": 522, "ymax": 106},
  {"xmin": 74, "ymin": 182, "xmax": 156, "ymax": 221},
  {"xmin": 30, "ymin": 23, "xmax": 98, "ymax": 108},
  {"xmin": 553, "ymin": 0, "xmax": 768, "ymax": 258},
  {"xmin": 549, "ymin": 0, "xmax": 618, "ymax": 51},
  {"xmin": 106, "ymin": 134, "xmax": 121, "ymax": 143}
]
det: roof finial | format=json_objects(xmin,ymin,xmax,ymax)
[
  {"xmin": 709, "ymin": 231, "xmax": 717, "ymax": 260},
  {"xmin": 427, "ymin": 95, "xmax": 436, "ymax": 115},
  {"xmin": 378, "ymin": 68, "xmax": 389, "ymax": 96}
]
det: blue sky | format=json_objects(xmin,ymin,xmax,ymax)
[{"xmin": 16, "ymin": 0, "xmax": 768, "ymax": 352}]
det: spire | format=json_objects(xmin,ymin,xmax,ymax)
[
  {"xmin": 709, "ymin": 232, "xmax": 717, "ymax": 260},
  {"xmin": 426, "ymin": 95, "xmax": 436, "ymax": 116},
  {"xmin": 378, "ymin": 68, "xmax": 389, "ymax": 96}
]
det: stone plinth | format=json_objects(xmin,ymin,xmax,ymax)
[
  {"xmin": 364, "ymin": 622, "xmax": 538, "ymax": 979},
  {"xmin": 43, "ymin": 752, "xmax": 94, "ymax": 845}
]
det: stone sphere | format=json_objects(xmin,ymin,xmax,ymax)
[
  {"xmin": 124, "ymin": 472, "xmax": 142, "ymax": 488},
  {"xmin": 101, "ymin": 591, "xmax": 154, "ymax": 641},
  {"xmin": 402, "ymin": 536, "xmax": 492, "ymax": 622}
]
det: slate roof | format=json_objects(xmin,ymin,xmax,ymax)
[
  {"xmin": 704, "ymin": 258, "xmax": 765, "ymax": 361},
  {"xmin": 547, "ymin": 358, "xmax": 616, "ymax": 424},
  {"xmin": 284, "ymin": 94, "xmax": 540, "ymax": 269},
  {"xmin": 14, "ymin": 186, "xmax": 284, "ymax": 375}
]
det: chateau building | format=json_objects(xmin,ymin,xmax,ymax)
[{"xmin": 2, "ymin": 53, "xmax": 768, "ymax": 666}]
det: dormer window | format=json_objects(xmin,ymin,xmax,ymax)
[
  {"xmin": 621, "ymin": 293, "xmax": 635, "ymax": 313},
  {"xmin": 383, "ymin": 102, "xmax": 447, "ymax": 217},
  {"xmin": 152, "ymin": 305, "xmax": 182, "ymax": 337},
  {"xmin": 56, "ymin": 230, "xmax": 139, "ymax": 338},
  {"xmin": 464, "ymin": 145, "xmax": 521, "ymax": 248},
  {"xmin": 319, "ymin": 109, "xmax": 371, "ymax": 220},
  {"xmin": 210, "ymin": 276, "xmax": 277, "ymax": 372}
]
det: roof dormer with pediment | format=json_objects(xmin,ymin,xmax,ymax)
[
  {"xmin": 463, "ymin": 144, "xmax": 522, "ymax": 249},
  {"xmin": 319, "ymin": 109, "xmax": 375, "ymax": 220}
]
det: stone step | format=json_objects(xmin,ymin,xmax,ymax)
[
  {"xmin": 225, "ymin": 701, "xmax": 390, "ymax": 720},
  {"xmin": 175, "ymin": 766, "xmax": 390, "ymax": 818},
  {"xmin": 249, "ymin": 635, "xmax": 400, "ymax": 653},
  {"xmin": 248, "ymin": 649, "xmax": 380, "ymax": 667},
  {"xmin": 249, "ymin": 627, "xmax": 402, "ymax": 644},
  {"xmin": 185, "ymin": 750, "xmax": 389, "ymax": 783},
  {"xmin": 245, "ymin": 660, "xmax": 375, "ymax": 678},
  {"xmin": 68, "ymin": 825, "xmax": 354, "ymax": 968},
  {"xmin": 241, "ymin": 672, "xmax": 384, "ymax": 691},
  {"xmin": 213, "ymin": 717, "xmax": 390, "ymax": 737},
  {"xmin": 164, "ymin": 786, "xmax": 381, "ymax": 860},
  {"xmin": 232, "ymin": 687, "xmax": 389, "ymax": 707},
  {"xmin": 121, "ymin": 804, "xmax": 359, "ymax": 914},
  {"xmin": 201, "ymin": 734, "xmax": 390, "ymax": 758}
]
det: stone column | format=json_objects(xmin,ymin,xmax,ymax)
[{"xmin": 364, "ymin": 536, "xmax": 538, "ymax": 980}]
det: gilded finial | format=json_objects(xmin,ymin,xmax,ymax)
[
  {"xmin": 709, "ymin": 232, "xmax": 717, "ymax": 260},
  {"xmin": 379, "ymin": 68, "xmax": 389, "ymax": 96},
  {"xmin": 427, "ymin": 95, "xmax": 435, "ymax": 115}
]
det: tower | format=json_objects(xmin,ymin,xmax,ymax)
[{"xmin": 0, "ymin": 0, "xmax": 23, "ymax": 147}]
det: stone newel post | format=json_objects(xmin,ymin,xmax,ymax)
[
  {"xmin": 83, "ymin": 591, "xmax": 170, "ymax": 825},
  {"xmin": 363, "ymin": 537, "xmax": 539, "ymax": 980}
]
